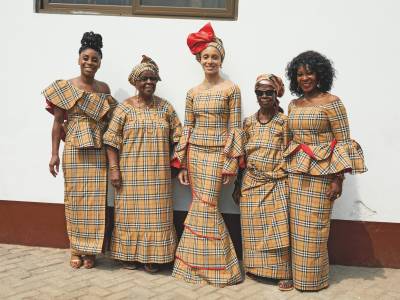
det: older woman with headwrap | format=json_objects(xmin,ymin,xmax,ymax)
[
  {"xmin": 171, "ymin": 23, "xmax": 244, "ymax": 287},
  {"xmin": 103, "ymin": 55, "xmax": 182, "ymax": 273},
  {"xmin": 233, "ymin": 74, "xmax": 293, "ymax": 291}
]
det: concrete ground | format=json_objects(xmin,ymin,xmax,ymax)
[{"xmin": 0, "ymin": 244, "xmax": 399, "ymax": 300}]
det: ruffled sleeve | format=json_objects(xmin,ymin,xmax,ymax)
[
  {"xmin": 326, "ymin": 99, "xmax": 367, "ymax": 174},
  {"xmin": 43, "ymin": 80, "xmax": 83, "ymax": 115},
  {"xmin": 171, "ymin": 91, "xmax": 194, "ymax": 169},
  {"xmin": 222, "ymin": 85, "xmax": 245, "ymax": 175},
  {"xmin": 103, "ymin": 104, "xmax": 126, "ymax": 151}
]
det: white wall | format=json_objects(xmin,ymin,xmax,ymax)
[{"xmin": 1, "ymin": 1, "xmax": 399, "ymax": 222}]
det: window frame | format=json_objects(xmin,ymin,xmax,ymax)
[{"xmin": 36, "ymin": 0, "xmax": 238, "ymax": 19}]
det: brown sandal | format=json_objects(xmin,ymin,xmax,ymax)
[
  {"xmin": 82, "ymin": 255, "xmax": 96, "ymax": 269},
  {"xmin": 144, "ymin": 263, "xmax": 159, "ymax": 274},
  {"xmin": 278, "ymin": 279, "xmax": 294, "ymax": 291},
  {"xmin": 70, "ymin": 254, "xmax": 82, "ymax": 269},
  {"xmin": 121, "ymin": 261, "xmax": 139, "ymax": 270}
]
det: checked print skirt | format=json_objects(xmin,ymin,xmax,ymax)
[
  {"xmin": 289, "ymin": 173, "xmax": 334, "ymax": 291},
  {"xmin": 172, "ymin": 144, "xmax": 243, "ymax": 287},
  {"xmin": 62, "ymin": 142, "xmax": 107, "ymax": 255}
]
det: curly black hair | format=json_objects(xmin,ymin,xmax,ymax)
[
  {"xmin": 286, "ymin": 50, "xmax": 335, "ymax": 96},
  {"xmin": 79, "ymin": 31, "xmax": 103, "ymax": 58}
]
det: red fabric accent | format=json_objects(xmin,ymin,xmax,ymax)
[
  {"xmin": 170, "ymin": 157, "xmax": 181, "ymax": 169},
  {"xmin": 187, "ymin": 22, "xmax": 215, "ymax": 55},
  {"xmin": 330, "ymin": 139, "xmax": 337, "ymax": 151},
  {"xmin": 222, "ymin": 172, "xmax": 236, "ymax": 176},
  {"xmin": 175, "ymin": 256, "xmax": 226, "ymax": 271},
  {"xmin": 239, "ymin": 156, "xmax": 246, "ymax": 169},
  {"xmin": 184, "ymin": 225, "xmax": 222, "ymax": 240}
]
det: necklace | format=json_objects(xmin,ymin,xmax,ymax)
[
  {"xmin": 256, "ymin": 110, "xmax": 271, "ymax": 125},
  {"xmin": 133, "ymin": 96, "xmax": 154, "ymax": 109}
]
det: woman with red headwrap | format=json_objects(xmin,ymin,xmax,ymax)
[
  {"xmin": 233, "ymin": 74, "xmax": 293, "ymax": 291},
  {"xmin": 171, "ymin": 23, "xmax": 244, "ymax": 287}
]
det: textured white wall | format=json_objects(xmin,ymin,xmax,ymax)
[{"xmin": 0, "ymin": 1, "xmax": 399, "ymax": 221}]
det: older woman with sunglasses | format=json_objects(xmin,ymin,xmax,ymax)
[
  {"xmin": 104, "ymin": 55, "xmax": 182, "ymax": 273},
  {"xmin": 233, "ymin": 74, "xmax": 293, "ymax": 291}
]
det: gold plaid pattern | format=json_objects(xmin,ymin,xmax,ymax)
[
  {"xmin": 284, "ymin": 98, "xmax": 367, "ymax": 291},
  {"xmin": 43, "ymin": 80, "xmax": 117, "ymax": 148},
  {"xmin": 283, "ymin": 99, "xmax": 367, "ymax": 175},
  {"xmin": 289, "ymin": 173, "xmax": 333, "ymax": 291},
  {"xmin": 43, "ymin": 80, "xmax": 117, "ymax": 254},
  {"xmin": 103, "ymin": 97, "xmax": 182, "ymax": 263},
  {"xmin": 240, "ymin": 113, "xmax": 291, "ymax": 279},
  {"xmin": 173, "ymin": 144, "xmax": 243, "ymax": 287},
  {"xmin": 173, "ymin": 84, "xmax": 244, "ymax": 174}
]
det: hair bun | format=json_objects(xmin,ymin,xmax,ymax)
[{"xmin": 81, "ymin": 31, "xmax": 103, "ymax": 50}]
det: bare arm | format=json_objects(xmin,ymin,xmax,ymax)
[
  {"xmin": 49, "ymin": 107, "xmax": 64, "ymax": 177},
  {"xmin": 106, "ymin": 145, "xmax": 121, "ymax": 189}
]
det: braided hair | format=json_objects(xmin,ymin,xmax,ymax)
[{"xmin": 79, "ymin": 31, "xmax": 103, "ymax": 58}]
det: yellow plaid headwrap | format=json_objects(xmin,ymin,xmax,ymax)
[{"xmin": 128, "ymin": 55, "xmax": 161, "ymax": 85}]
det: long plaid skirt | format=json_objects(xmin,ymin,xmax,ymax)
[
  {"xmin": 288, "ymin": 173, "xmax": 333, "ymax": 291},
  {"xmin": 62, "ymin": 142, "xmax": 107, "ymax": 255},
  {"xmin": 240, "ymin": 172, "xmax": 291, "ymax": 279},
  {"xmin": 172, "ymin": 144, "xmax": 243, "ymax": 287}
]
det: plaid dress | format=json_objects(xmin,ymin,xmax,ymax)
[
  {"xmin": 172, "ymin": 84, "xmax": 245, "ymax": 287},
  {"xmin": 103, "ymin": 97, "xmax": 182, "ymax": 263},
  {"xmin": 283, "ymin": 98, "xmax": 367, "ymax": 291},
  {"xmin": 43, "ymin": 80, "xmax": 117, "ymax": 255},
  {"xmin": 240, "ymin": 112, "xmax": 292, "ymax": 279}
]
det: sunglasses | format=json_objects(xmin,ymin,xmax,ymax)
[
  {"xmin": 255, "ymin": 90, "xmax": 275, "ymax": 97},
  {"xmin": 138, "ymin": 76, "xmax": 159, "ymax": 82}
]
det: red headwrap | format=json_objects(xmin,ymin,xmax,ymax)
[{"xmin": 187, "ymin": 22, "xmax": 216, "ymax": 55}]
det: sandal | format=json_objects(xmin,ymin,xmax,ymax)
[
  {"xmin": 82, "ymin": 255, "xmax": 96, "ymax": 269},
  {"xmin": 70, "ymin": 254, "xmax": 82, "ymax": 269},
  {"xmin": 121, "ymin": 261, "xmax": 139, "ymax": 270},
  {"xmin": 278, "ymin": 279, "xmax": 294, "ymax": 291},
  {"xmin": 144, "ymin": 263, "xmax": 159, "ymax": 274}
]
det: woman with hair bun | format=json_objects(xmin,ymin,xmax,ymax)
[
  {"xmin": 104, "ymin": 55, "xmax": 182, "ymax": 274},
  {"xmin": 172, "ymin": 23, "xmax": 244, "ymax": 287},
  {"xmin": 43, "ymin": 31, "xmax": 117, "ymax": 269},
  {"xmin": 284, "ymin": 50, "xmax": 367, "ymax": 291}
]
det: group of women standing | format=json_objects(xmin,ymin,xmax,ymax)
[{"xmin": 44, "ymin": 23, "xmax": 367, "ymax": 292}]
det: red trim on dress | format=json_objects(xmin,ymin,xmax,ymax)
[
  {"xmin": 170, "ymin": 157, "xmax": 182, "ymax": 169},
  {"xmin": 175, "ymin": 255, "xmax": 226, "ymax": 271},
  {"xmin": 184, "ymin": 225, "xmax": 222, "ymax": 240},
  {"xmin": 293, "ymin": 138, "xmax": 338, "ymax": 159}
]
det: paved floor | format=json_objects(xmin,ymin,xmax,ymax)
[{"xmin": 0, "ymin": 244, "xmax": 399, "ymax": 300}]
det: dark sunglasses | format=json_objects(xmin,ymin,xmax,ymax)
[
  {"xmin": 138, "ymin": 76, "xmax": 159, "ymax": 82},
  {"xmin": 255, "ymin": 90, "xmax": 275, "ymax": 97}
]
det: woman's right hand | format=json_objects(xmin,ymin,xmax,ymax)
[
  {"xmin": 178, "ymin": 169, "xmax": 190, "ymax": 185},
  {"xmin": 49, "ymin": 154, "xmax": 60, "ymax": 177},
  {"xmin": 110, "ymin": 169, "xmax": 122, "ymax": 189}
]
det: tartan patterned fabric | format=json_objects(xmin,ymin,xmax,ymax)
[
  {"xmin": 173, "ymin": 84, "xmax": 244, "ymax": 174},
  {"xmin": 240, "ymin": 113, "xmax": 291, "ymax": 279},
  {"xmin": 283, "ymin": 99, "xmax": 367, "ymax": 175},
  {"xmin": 103, "ymin": 97, "xmax": 181, "ymax": 263},
  {"xmin": 288, "ymin": 173, "xmax": 333, "ymax": 291},
  {"xmin": 63, "ymin": 144, "xmax": 108, "ymax": 254},
  {"xmin": 285, "ymin": 98, "xmax": 367, "ymax": 291},
  {"xmin": 43, "ymin": 80, "xmax": 118, "ymax": 148},
  {"xmin": 172, "ymin": 144, "xmax": 243, "ymax": 287},
  {"xmin": 43, "ymin": 80, "xmax": 116, "ymax": 255}
]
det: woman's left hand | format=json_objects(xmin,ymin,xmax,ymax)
[
  {"xmin": 326, "ymin": 177, "xmax": 343, "ymax": 201},
  {"xmin": 222, "ymin": 174, "xmax": 233, "ymax": 185}
]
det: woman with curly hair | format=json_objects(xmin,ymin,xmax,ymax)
[
  {"xmin": 44, "ymin": 31, "xmax": 117, "ymax": 269},
  {"xmin": 284, "ymin": 50, "xmax": 367, "ymax": 291},
  {"xmin": 103, "ymin": 55, "xmax": 182, "ymax": 274},
  {"xmin": 171, "ymin": 22, "xmax": 244, "ymax": 287}
]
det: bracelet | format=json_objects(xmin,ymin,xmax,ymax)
[{"xmin": 109, "ymin": 164, "xmax": 119, "ymax": 170}]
